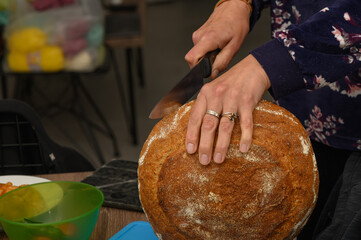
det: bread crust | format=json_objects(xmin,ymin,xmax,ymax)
[{"xmin": 138, "ymin": 100, "xmax": 319, "ymax": 240}]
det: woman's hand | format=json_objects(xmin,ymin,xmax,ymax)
[
  {"xmin": 185, "ymin": 55, "xmax": 271, "ymax": 165},
  {"xmin": 185, "ymin": 0, "xmax": 251, "ymax": 79}
]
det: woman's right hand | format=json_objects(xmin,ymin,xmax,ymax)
[{"xmin": 185, "ymin": 0, "xmax": 251, "ymax": 79}]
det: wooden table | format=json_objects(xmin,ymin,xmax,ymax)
[{"xmin": 0, "ymin": 171, "xmax": 148, "ymax": 240}]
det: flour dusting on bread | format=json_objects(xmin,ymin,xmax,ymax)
[
  {"xmin": 256, "ymin": 104, "xmax": 298, "ymax": 125},
  {"xmin": 299, "ymin": 135, "xmax": 311, "ymax": 155},
  {"xmin": 138, "ymin": 100, "xmax": 319, "ymax": 240},
  {"xmin": 139, "ymin": 105, "xmax": 191, "ymax": 166}
]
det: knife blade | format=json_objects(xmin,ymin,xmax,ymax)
[{"xmin": 149, "ymin": 50, "xmax": 219, "ymax": 119}]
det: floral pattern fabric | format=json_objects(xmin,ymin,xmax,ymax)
[
  {"xmin": 304, "ymin": 105, "xmax": 344, "ymax": 146},
  {"xmin": 250, "ymin": 0, "xmax": 361, "ymax": 151}
]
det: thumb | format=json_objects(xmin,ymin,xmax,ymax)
[{"xmin": 210, "ymin": 43, "xmax": 239, "ymax": 79}]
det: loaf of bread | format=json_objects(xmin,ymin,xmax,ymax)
[{"xmin": 138, "ymin": 100, "xmax": 319, "ymax": 240}]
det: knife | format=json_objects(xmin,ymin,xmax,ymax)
[{"xmin": 149, "ymin": 49, "xmax": 219, "ymax": 119}]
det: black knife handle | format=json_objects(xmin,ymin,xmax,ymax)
[{"xmin": 202, "ymin": 49, "xmax": 220, "ymax": 78}]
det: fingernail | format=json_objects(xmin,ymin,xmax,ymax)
[
  {"xmin": 187, "ymin": 143, "xmax": 194, "ymax": 153},
  {"xmin": 212, "ymin": 69, "xmax": 219, "ymax": 78},
  {"xmin": 214, "ymin": 153, "xmax": 222, "ymax": 163},
  {"xmin": 240, "ymin": 144, "xmax": 247, "ymax": 153},
  {"xmin": 200, "ymin": 154, "xmax": 209, "ymax": 165}
]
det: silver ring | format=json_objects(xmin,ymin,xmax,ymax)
[
  {"xmin": 221, "ymin": 112, "xmax": 238, "ymax": 122},
  {"xmin": 206, "ymin": 110, "xmax": 220, "ymax": 119}
]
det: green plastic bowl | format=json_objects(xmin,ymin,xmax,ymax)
[{"xmin": 0, "ymin": 181, "xmax": 104, "ymax": 240}]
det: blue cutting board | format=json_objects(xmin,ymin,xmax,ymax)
[{"xmin": 109, "ymin": 221, "xmax": 159, "ymax": 240}]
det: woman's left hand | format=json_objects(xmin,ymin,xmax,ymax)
[{"xmin": 185, "ymin": 54, "xmax": 271, "ymax": 165}]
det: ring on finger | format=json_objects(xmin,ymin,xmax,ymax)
[
  {"xmin": 221, "ymin": 112, "xmax": 238, "ymax": 122},
  {"xmin": 206, "ymin": 110, "xmax": 220, "ymax": 119}
]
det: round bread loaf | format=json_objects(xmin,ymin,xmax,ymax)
[{"xmin": 138, "ymin": 100, "xmax": 319, "ymax": 240}]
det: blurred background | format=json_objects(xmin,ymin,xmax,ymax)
[{"xmin": 0, "ymin": 0, "xmax": 271, "ymax": 169}]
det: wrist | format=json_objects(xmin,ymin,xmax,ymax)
[
  {"xmin": 215, "ymin": 0, "xmax": 252, "ymax": 15},
  {"xmin": 214, "ymin": 0, "xmax": 251, "ymax": 31},
  {"xmin": 247, "ymin": 55, "xmax": 271, "ymax": 90}
]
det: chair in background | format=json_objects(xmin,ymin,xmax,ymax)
[
  {"xmin": 0, "ymin": 68, "xmax": 121, "ymax": 166},
  {"xmin": 103, "ymin": 0, "xmax": 147, "ymax": 145},
  {"xmin": 0, "ymin": 99, "xmax": 95, "ymax": 175}
]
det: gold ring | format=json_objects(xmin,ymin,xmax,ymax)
[
  {"xmin": 206, "ymin": 110, "xmax": 220, "ymax": 119},
  {"xmin": 221, "ymin": 112, "xmax": 238, "ymax": 122}
]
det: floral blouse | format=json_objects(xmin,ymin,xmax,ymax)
[{"xmin": 250, "ymin": 0, "xmax": 361, "ymax": 151}]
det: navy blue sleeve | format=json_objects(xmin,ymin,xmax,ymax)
[
  {"xmin": 250, "ymin": 0, "xmax": 361, "ymax": 99},
  {"xmin": 251, "ymin": 39, "xmax": 305, "ymax": 99}
]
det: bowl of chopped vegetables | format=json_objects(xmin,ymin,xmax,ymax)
[{"xmin": 0, "ymin": 181, "xmax": 104, "ymax": 240}]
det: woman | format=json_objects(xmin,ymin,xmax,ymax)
[{"xmin": 184, "ymin": 0, "xmax": 361, "ymax": 238}]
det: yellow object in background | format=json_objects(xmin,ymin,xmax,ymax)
[
  {"xmin": 8, "ymin": 46, "xmax": 65, "ymax": 72},
  {"xmin": 39, "ymin": 46, "xmax": 65, "ymax": 71},
  {"xmin": 8, "ymin": 27, "xmax": 47, "ymax": 52},
  {"xmin": 7, "ymin": 52, "xmax": 29, "ymax": 72}
]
